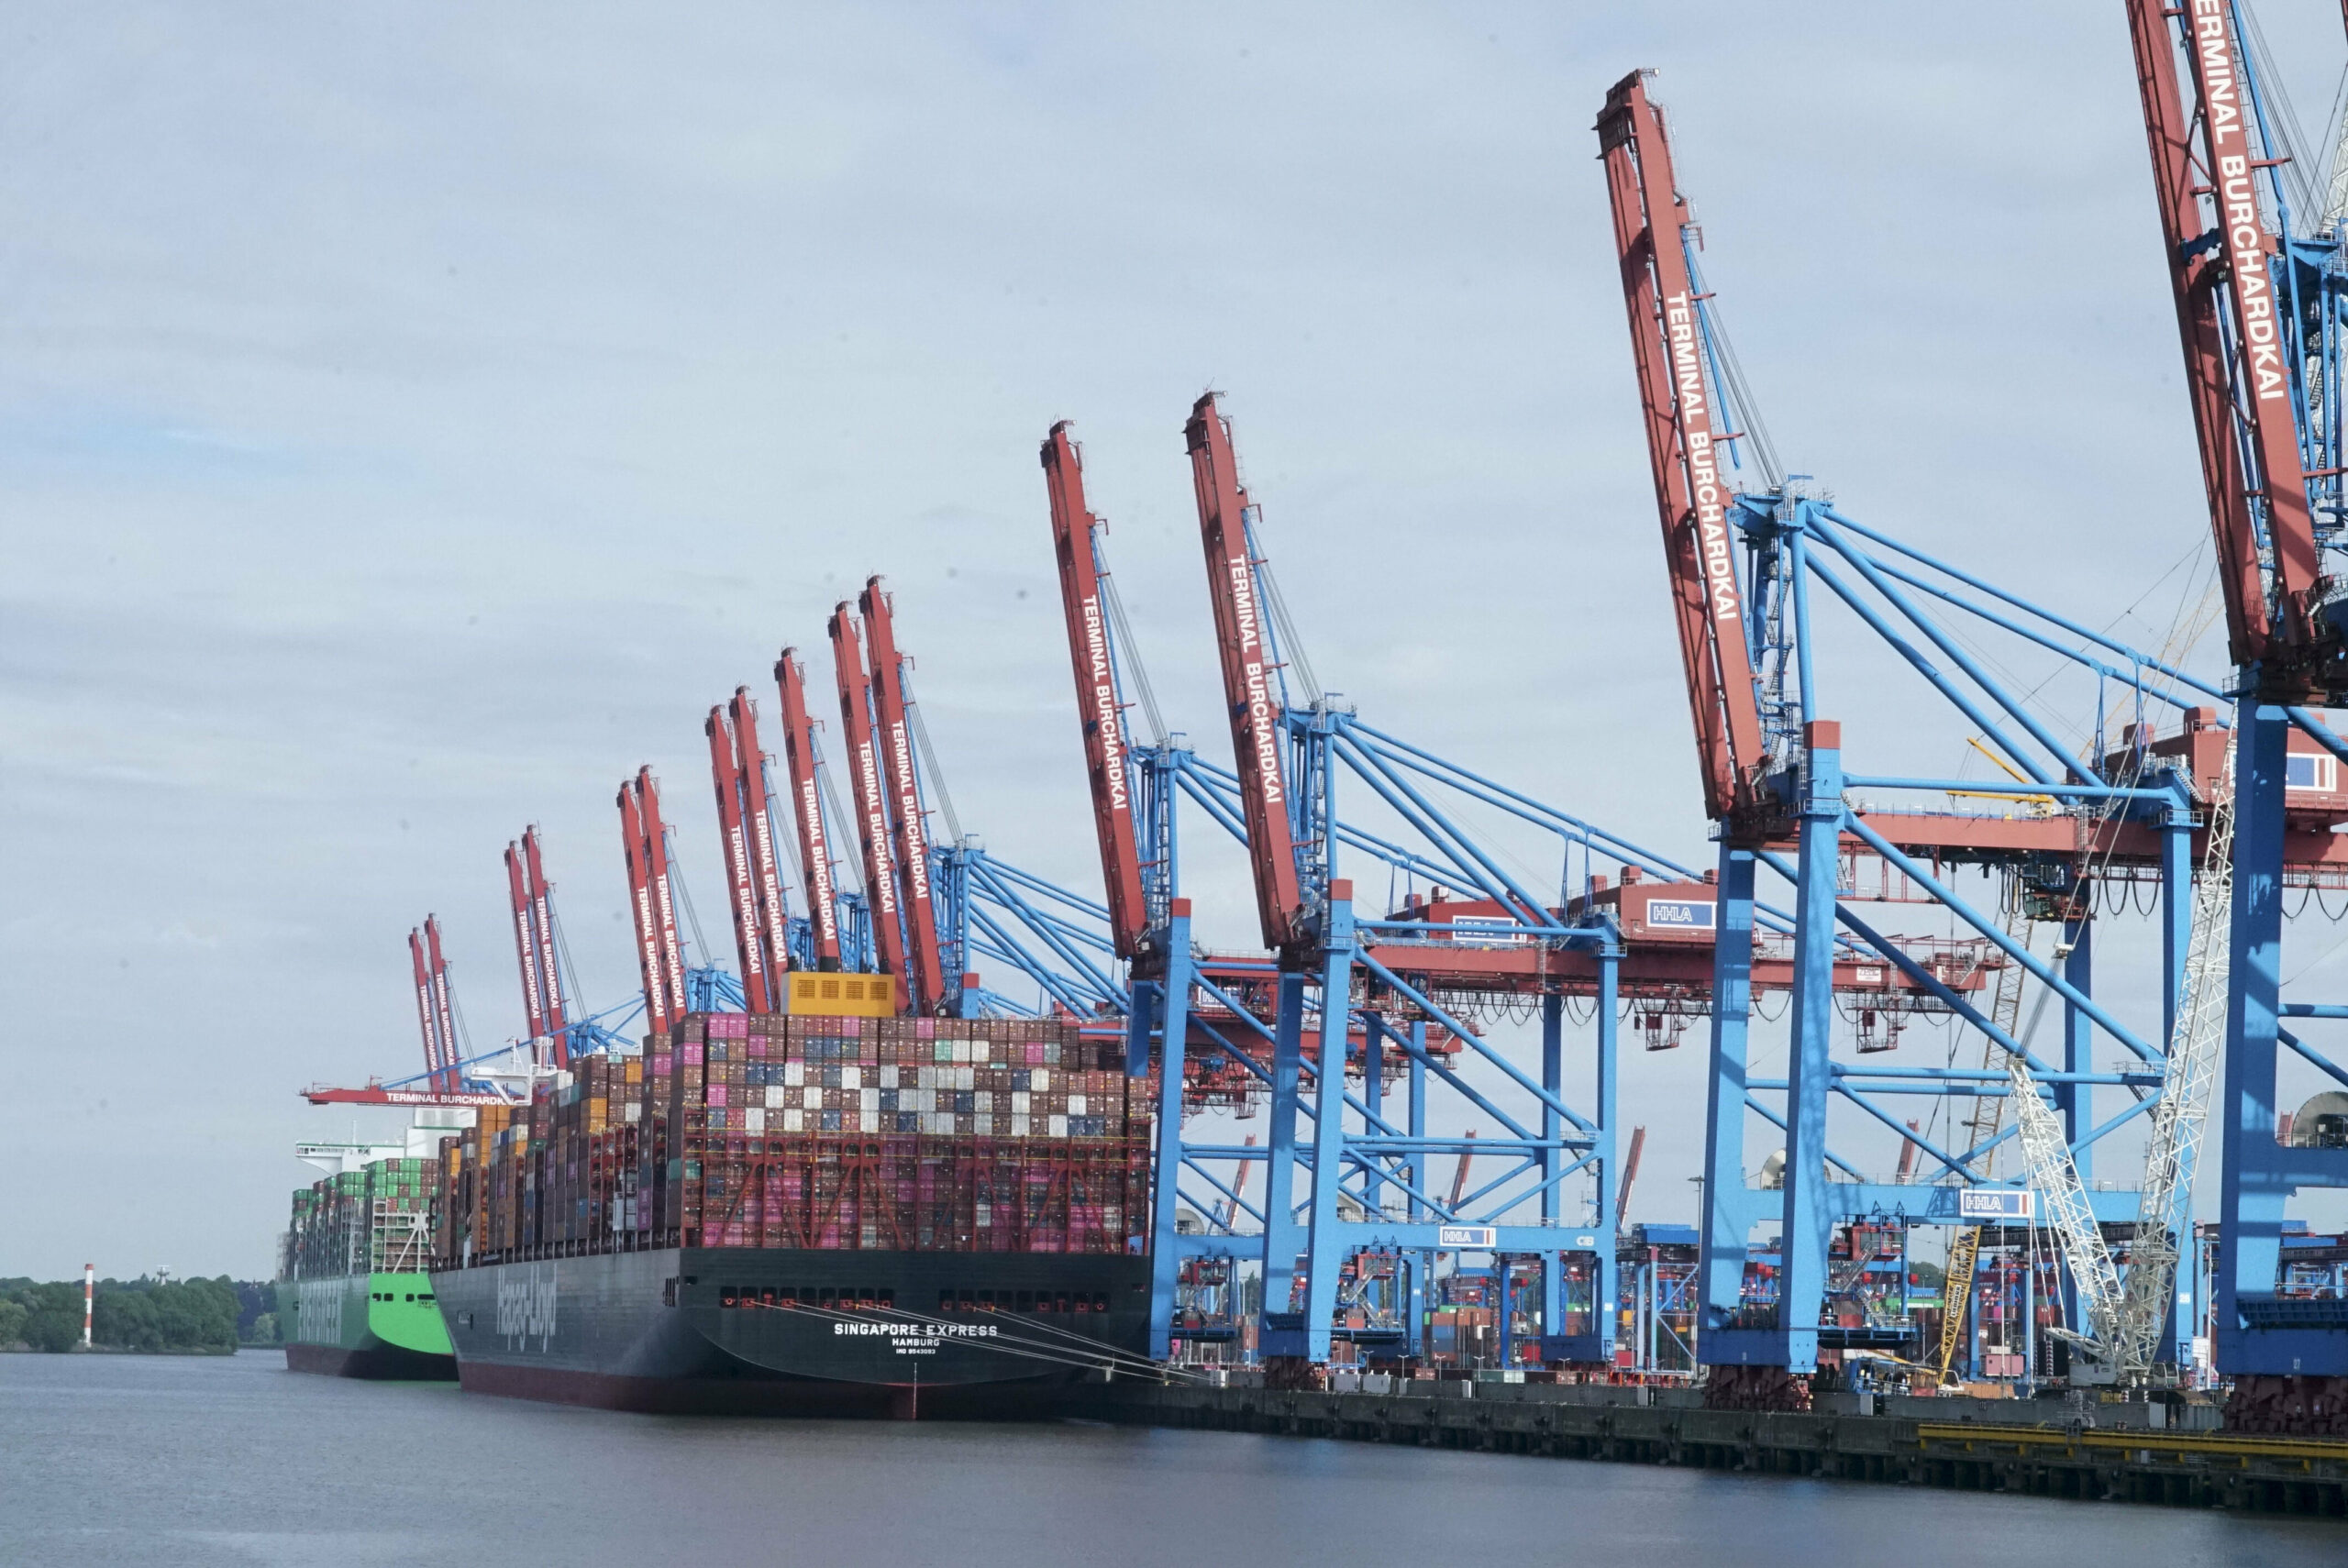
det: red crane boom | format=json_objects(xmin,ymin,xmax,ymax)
[
  {"xmin": 1184, "ymin": 392, "xmax": 1305, "ymax": 958},
  {"xmin": 857, "ymin": 577, "xmax": 947, "ymax": 1013},
  {"xmin": 618, "ymin": 773, "xmax": 686, "ymax": 1036},
  {"xmin": 503, "ymin": 843, "xmax": 551, "ymax": 1049},
  {"xmin": 2121, "ymin": 1, "xmax": 2320, "ymax": 679},
  {"xmin": 637, "ymin": 767, "xmax": 690, "ymax": 1021},
  {"xmin": 521, "ymin": 827, "xmax": 570, "ymax": 1066},
  {"xmin": 776, "ymin": 648, "xmax": 844, "ymax": 969},
  {"xmin": 407, "ymin": 927, "xmax": 449, "ymax": 1088},
  {"xmin": 1596, "ymin": 71, "xmax": 1770, "ymax": 828},
  {"xmin": 730, "ymin": 689, "xmax": 796, "ymax": 991},
  {"xmin": 1043, "ymin": 421, "xmax": 1149, "ymax": 964},
  {"xmin": 423, "ymin": 915, "xmax": 460, "ymax": 1093},
  {"xmin": 706, "ymin": 702, "xmax": 776, "ymax": 1012},
  {"xmin": 828, "ymin": 606, "xmax": 909, "ymax": 991}
]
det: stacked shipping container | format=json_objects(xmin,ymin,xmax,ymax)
[
  {"xmin": 433, "ymin": 1011, "xmax": 1153, "ymax": 1268},
  {"xmin": 282, "ymin": 1158, "xmax": 440, "ymax": 1280}
]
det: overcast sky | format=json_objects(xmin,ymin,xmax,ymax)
[{"xmin": 8, "ymin": 4, "xmax": 2346, "ymax": 1278}]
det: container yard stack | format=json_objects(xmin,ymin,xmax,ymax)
[{"xmin": 429, "ymin": 1010, "xmax": 1156, "ymax": 1416}]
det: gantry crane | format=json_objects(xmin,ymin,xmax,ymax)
[
  {"xmin": 1037, "ymin": 399, "xmax": 1990, "ymax": 1361},
  {"xmin": 2121, "ymin": 0, "xmax": 2348, "ymax": 1423},
  {"xmin": 1594, "ymin": 67, "xmax": 2248, "ymax": 1407}
]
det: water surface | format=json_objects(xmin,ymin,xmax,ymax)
[{"xmin": 2, "ymin": 1352, "xmax": 2339, "ymax": 1566}]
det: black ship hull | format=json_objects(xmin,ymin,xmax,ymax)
[
  {"xmin": 431, "ymin": 1247, "xmax": 1149, "ymax": 1418},
  {"xmin": 284, "ymin": 1342, "xmax": 460, "ymax": 1380}
]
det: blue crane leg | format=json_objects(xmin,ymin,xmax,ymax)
[
  {"xmin": 2219, "ymin": 701, "xmax": 2296, "ymax": 1374},
  {"xmin": 2062, "ymin": 915, "xmax": 2094, "ymax": 1186},
  {"xmin": 1258, "ymin": 973, "xmax": 1308, "ymax": 1350},
  {"xmin": 1540, "ymin": 995, "xmax": 1564, "ymax": 1344},
  {"xmin": 1774, "ymin": 726, "xmax": 1843, "ymax": 1375},
  {"xmin": 1698, "ymin": 843, "xmax": 1760, "ymax": 1359},
  {"xmin": 1299, "ymin": 896, "xmax": 1357, "ymax": 1364},
  {"xmin": 1145, "ymin": 913, "xmax": 1195, "ymax": 1362},
  {"xmin": 1593, "ymin": 947, "xmax": 1621, "ymax": 1365}
]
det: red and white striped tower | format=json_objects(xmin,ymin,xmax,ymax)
[{"xmin": 82, "ymin": 1264, "xmax": 94, "ymax": 1348}]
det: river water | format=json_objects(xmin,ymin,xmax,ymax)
[{"xmin": 2, "ymin": 1352, "xmax": 2340, "ymax": 1566}]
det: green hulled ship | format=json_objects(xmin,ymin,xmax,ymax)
[
  {"xmin": 282, "ymin": 1268, "xmax": 454, "ymax": 1378},
  {"xmin": 279, "ymin": 1116, "xmax": 469, "ymax": 1379}
]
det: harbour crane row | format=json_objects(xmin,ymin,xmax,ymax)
[{"xmin": 292, "ymin": 14, "xmax": 2348, "ymax": 1436}]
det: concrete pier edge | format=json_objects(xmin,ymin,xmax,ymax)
[{"xmin": 1064, "ymin": 1380, "xmax": 2348, "ymax": 1518}]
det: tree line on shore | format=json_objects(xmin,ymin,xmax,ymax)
[{"xmin": 0, "ymin": 1276, "xmax": 277, "ymax": 1353}]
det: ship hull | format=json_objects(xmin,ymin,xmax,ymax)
[
  {"xmin": 281, "ymin": 1271, "xmax": 457, "ymax": 1380},
  {"xmin": 283, "ymin": 1340, "xmax": 459, "ymax": 1379},
  {"xmin": 432, "ymin": 1246, "xmax": 1149, "ymax": 1418}
]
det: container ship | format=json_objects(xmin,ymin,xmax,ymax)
[
  {"xmin": 279, "ymin": 1119, "xmax": 467, "ymax": 1378},
  {"xmin": 427, "ymin": 1003, "xmax": 1153, "ymax": 1417}
]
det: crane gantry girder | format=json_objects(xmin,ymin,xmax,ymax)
[
  {"xmin": 775, "ymin": 648, "xmax": 844, "ymax": 969},
  {"xmin": 828, "ymin": 605, "xmax": 910, "ymax": 993},
  {"xmin": 1359, "ymin": 936, "xmax": 1986, "ymax": 1001},
  {"xmin": 1596, "ymin": 71, "xmax": 1774, "ymax": 832},
  {"xmin": 2122, "ymin": 1, "xmax": 2324, "ymax": 689},
  {"xmin": 858, "ymin": 578, "xmax": 948, "ymax": 1014},
  {"xmin": 303, "ymin": 1083, "xmax": 512, "ymax": 1108},
  {"xmin": 1042, "ymin": 421, "xmax": 1152, "ymax": 966},
  {"xmin": 1186, "ymin": 393, "xmax": 1309, "ymax": 963}
]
